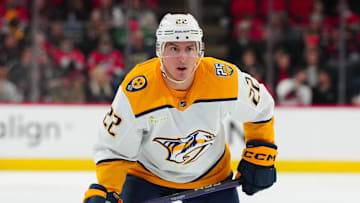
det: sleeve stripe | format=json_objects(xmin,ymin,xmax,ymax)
[
  {"xmin": 134, "ymin": 98, "xmax": 238, "ymax": 118},
  {"xmin": 96, "ymin": 159, "xmax": 136, "ymax": 165},
  {"xmin": 135, "ymin": 105, "xmax": 174, "ymax": 118},
  {"xmin": 253, "ymin": 117, "xmax": 273, "ymax": 124},
  {"xmin": 194, "ymin": 97, "xmax": 238, "ymax": 104}
]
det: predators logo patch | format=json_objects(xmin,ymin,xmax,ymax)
[
  {"xmin": 153, "ymin": 130, "xmax": 216, "ymax": 165},
  {"xmin": 214, "ymin": 63, "xmax": 234, "ymax": 77},
  {"xmin": 126, "ymin": 75, "xmax": 147, "ymax": 92}
]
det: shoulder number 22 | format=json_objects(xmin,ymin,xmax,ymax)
[
  {"xmin": 245, "ymin": 76, "xmax": 260, "ymax": 106},
  {"xmin": 103, "ymin": 106, "xmax": 123, "ymax": 137}
]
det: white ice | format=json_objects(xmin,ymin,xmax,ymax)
[{"xmin": 0, "ymin": 171, "xmax": 359, "ymax": 203}]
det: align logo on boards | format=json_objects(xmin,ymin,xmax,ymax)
[{"xmin": 0, "ymin": 114, "xmax": 61, "ymax": 147}]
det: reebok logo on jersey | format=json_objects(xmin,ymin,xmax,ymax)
[
  {"xmin": 153, "ymin": 130, "xmax": 216, "ymax": 165},
  {"xmin": 214, "ymin": 63, "xmax": 234, "ymax": 77},
  {"xmin": 126, "ymin": 75, "xmax": 147, "ymax": 92}
]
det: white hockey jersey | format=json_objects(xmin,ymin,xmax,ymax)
[{"xmin": 94, "ymin": 57, "xmax": 275, "ymax": 190}]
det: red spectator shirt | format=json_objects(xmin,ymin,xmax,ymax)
[
  {"xmin": 88, "ymin": 50, "xmax": 125, "ymax": 76},
  {"xmin": 53, "ymin": 48, "xmax": 86, "ymax": 70}
]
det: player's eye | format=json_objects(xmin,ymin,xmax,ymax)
[
  {"xmin": 170, "ymin": 47, "xmax": 178, "ymax": 52},
  {"xmin": 187, "ymin": 46, "xmax": 195, "ymax": 52}
]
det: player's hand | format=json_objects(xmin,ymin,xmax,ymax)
[
  {"xmin": 83, "ymin": 183, "xmax": 122, "ymax": 203},
  {"xmin": 236, "ymin": 140, "xmax": 278, "ymax": 195}
]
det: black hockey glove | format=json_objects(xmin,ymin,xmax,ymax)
[
  {"xmin": 237, "ymin": 140, "xmax": 278, "ymax": 195},
  {"xmin": 83, "ymin": 183, "xmax": 122, "ymax": 203}
]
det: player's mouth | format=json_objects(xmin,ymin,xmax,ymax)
[{"xmin": 177, "ymin": 67, "xmax": 187, "ymax": 72}]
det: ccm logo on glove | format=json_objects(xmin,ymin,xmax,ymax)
[{"xmin": 242, "ymin": 146, "xmax": 277, "ymax": 166}]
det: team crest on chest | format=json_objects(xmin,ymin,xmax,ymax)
[
  {"xmin": 126, "ymin": 75, "xmax": 147, "ymax": 92},
  {"xmin": 153, "ymin": 130, "xmax": 216, "ymax": 165},
  {"xmin": 214, "ymin": 63, "xmax": 234, "ymax": 77}
]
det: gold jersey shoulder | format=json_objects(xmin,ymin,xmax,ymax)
[{"xmin": 121, "ymin": 57, "xmax": 239, "ymax": 117}]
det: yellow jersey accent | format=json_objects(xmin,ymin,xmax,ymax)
[
  {"xmin": 121, "ymin": 57, "xmax": 238, "ymax": 116},
  {"xmin": 243, "ymin": 117, "xmax": 275, "ymax": 144},
  {"xmin": 83, "ymin": 189, "xmax": 107, "ymax": 202},
  {"xmin": 96, "ymin": 160, "xmax": 135, "ymax": 194}
]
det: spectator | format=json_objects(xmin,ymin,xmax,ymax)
[
  {"xmin": 87, "ymin": 34, "xmax": 125, "ymax": 87},
  {"xmin": 312, "ymin": 69, "xmax": 337, "ymax": 104},
  {"xmin": 65, "ymin": 0, "xmax": 90, "ymax": 22},
  {"xmin": 46, "ymin": 37, "xmax": 87, "ymax": 102},
  {"xmin": 228, "ymin": 18, "xmax": 256, "ymax": 66},
  {"xmin": 47, "ymin": 71, "xmax": 86, "ymax": 103},
  {"xmin": 274, "ymin": 50, "xmax": 292, "ymax": 84},
  {"xmin": 31, "ymin": 32, "xmax": 60, "ymax": 102},
  {"xmin": 0, "ymin": 0, "xmax": 30, "ymax": 32},
  {"xmin": 34, "ymin": 31, "xmax": 53, "ymax": 56},
  {"xmin": 127, "ymin": 0, "xmax": 158, "ymax": 34},
  {"xmin": 127, "ymin": 20, "xmax": 155, "ymax": 69},
  {"xmin": 0, "ymin": 62, "xmax": 22, "ymax": 102},
  {"xmin": 242, "ymin": 49, "xmax": 275, "ymax": 98},
  {"xmin": 64, "ymin": 11, "xmax": 85, "ymax": 45},
  {"xmin": 0, "ymin": 34, "xmax": 22, "ymax": 65},
  {"xmin": 1, "ymin": 15, "xmax": 25, "ymax": 40},
  {"xmin": 48, "ymin": 21, "xmax": 65, "ymax": 48},
  {"xmin": 304, "ymin": 32, "xmax": 321, "ymax": 52},
  {"xmin": 85, "ymin": 67, "xmax": 114, "ymax": 102},
  {"xmin": 37, "ymin": 0, "xmax": 60, "ymax": 33},
  {"xmin": 304, "ymin": 48, "xmax": 321, "ymax": 88},
  {"xmin": 113, "ymin": 0, "xmax": 158, "ymax": 49},
  {"xmin": 95, "ymin": 0, "xmax": 120, "ymax": 28},
  {"xmin": 307, "ymin": 13, "xmax": 324, "ymax": 40},
  {"xmin": 269, "ymin": 12, "xmax": 289, "ymax": 45},
  {"xmin": 80, "ymin": 9, "xmax": 110, "ymax": 55},
  {"xmin": 240, "ymin": 48, "xmax": 265, "ymax": 76},
  {"xmin": 276, "ymin": 67, "xmax": 312, "ymax": 105},
  {"xmin": 7, "ymin": 47, "xmax": 31, "ymax": 100},
  {"xmin": 52, "ymin": 37, "xmax": 86, "ymax": 74}
]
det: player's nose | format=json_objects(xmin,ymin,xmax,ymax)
[{"xmin": 177, "ymin": 53, "xmax": 187, "ymax": 63}]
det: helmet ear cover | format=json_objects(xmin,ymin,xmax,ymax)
[{"xmin": 156, "ymin": 13, "xmax": 204, "ymax": 57}]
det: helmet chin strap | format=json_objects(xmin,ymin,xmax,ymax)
[{"xmin": 159, "ymin": 54, "xmax": 204, "ymax": 84}]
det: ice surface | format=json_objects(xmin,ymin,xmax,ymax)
[{"xmin": 0, "ymin": 171, "xmax": 359, "ymax": 203}]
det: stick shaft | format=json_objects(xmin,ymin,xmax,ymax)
[{"xmin": 144, "ymin": 179, "xmax": 241, "ymax": 203}]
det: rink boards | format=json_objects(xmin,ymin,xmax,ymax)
[{"xmin": 0, "ymin": 104, "xmax": 360, "ymax": 173}]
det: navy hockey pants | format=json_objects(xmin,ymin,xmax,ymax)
[{"xmin": 120, "ymin": 174, "xmax": 240, "ymax": 203}]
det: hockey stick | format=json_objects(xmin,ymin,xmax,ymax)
[{"xmin": 143, "ymin": 179, "xmax": 242, "ymax": 203}]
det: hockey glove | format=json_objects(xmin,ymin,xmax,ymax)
[
  {"xmin": 237, "ymin": 140, "xmax": 278, "ymax": 195},
  {"xmin": 83, "ymin": 183, "xmax": 122, "ymax": 203}
]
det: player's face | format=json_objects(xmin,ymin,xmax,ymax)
[{"xmin": 161, "ymin": 42, "xmax": 198, "ymax": 81}]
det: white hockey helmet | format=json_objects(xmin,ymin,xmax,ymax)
[{"xmin": 156, "ymin": 13, "xmax": 204, "ymax": 57}]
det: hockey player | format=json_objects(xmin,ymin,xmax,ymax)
[{"xmin": 83, "ymin": 13, "xmax": 277, "ymax": 203}]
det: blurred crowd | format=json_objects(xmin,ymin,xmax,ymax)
[
  {"xmin": 0, "ymin": 0, "xmax": 157, "ymax": 103},
  {"xmin": 226, "ymin": 0, "xmax": 360, "ymax": 105},
  {"xmin": 0, "ymin": 0, "xmax": 360, "ymax": 105}
]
